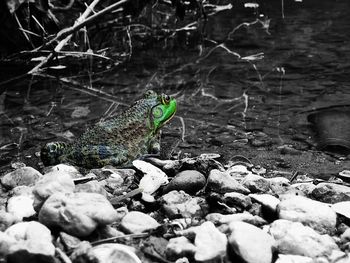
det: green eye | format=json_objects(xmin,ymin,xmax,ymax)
[{"xmin": 152, "ymin": 106, "xmax": 163, "ymax": 118}]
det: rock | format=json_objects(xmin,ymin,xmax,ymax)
[
  {"xmin": 340, "ymin": 228, "xmax": 350, "ymax": 243},
  {"xmin": 332, "ymin": 201, "xmax": 350, "ymax": 219},
  {"xmin": 133, "ymin": 160, "xmax": 169, "ymax": 202},
  {"xmin": 6, "ymin": 195, "xmax": 36, "ymax": 220},
  {"xmin": 90, "ymin": 243, "xmax": 142, "ymax": 263},
  {"xmin": 0, "ymin": 210, "xmax": 20, "ymax": 231},
  {"xmin": 207, "ymin": 169, "xmax": 250, "ymax": 194},
  {"xmin": 311, "ymin": 183, "xmax": 350, "ymax": 203},
  {"xmin": 194, "ymin": 221, "xmax": 227, "ymax": 262},
  {"xmin": 39, "ymin": 192, "xmax": 117, "ymax": 237},
  {"xmin": 1, "ymin": 167, "xmax": 42, "ymax": 190},
  {"xmin": 163, "ymin": 170, "xmax": 206, "ymax": 195},
  {"xmin": 267, "ymin": 177, "xmax": 290, "ymax": 195},
  {"xmin": 2, "ymin": 221, "xmax": 55, "ymax": 263},
  {"xmin": 58, "ymin": 232, "xmax": 81, "ymax": 251},
  {"xmin": 269, "ymin": 219, "xmax": 338, "ymax": 258},
  {"xmin": 206, "ymin": 212, "xmax": 267, "ymax": 227},
  {"xmin": 290, "ymin": 183, "xmax": 316, "ymax": 196},
  {"xmin": 166, "ymin": 236, "xmax": 196, "ymax": 261},
  {"xmin": 160, "ymin": 190, "xmax": 209, "ymax": 219},
  {"xmin": 242, "ymin": 173, "xmax": 270, "ymax": 193},
  {"xmin": 275, "ymin": 254, "xmax": 313, "ymax": 263},
  {"xmin": 11, "ymin": 185, "xmax": 33, "ymax": 196},
  {"xmin": 75, "ymin": 180, "xmax": 108, "ymax": 197},
  {"xmin": 249, "ymin": 194, "xmax": 280, "ymax": 213},
  {"xmin": 71, "ymin": 243, "xmax": 141, "ymax": 263},
  {"xmin": 32, "ymin": 170, "xmax": 75, "ymax": 211},
  {"xmin": 223, "ymin": 192, "xmax": 252, "ymax": 210},
  {"xmin": 227, "ymin": 221, "xmax": 275, "ymax": 263},
  {"xmin": 120, "ymin": 211, "xmax": 160, "ymax": 234},
  {"xmin": 277, "ymin": 195, "xmax": 337, "ymax": 234},
  {"xmin": 44, "ymin": 164, "xmax": 82, "ymax": 178}
]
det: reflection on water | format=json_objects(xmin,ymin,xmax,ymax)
[{"xmin": 1, "ymin": 0, "xmax": 350, "ymax": 173}]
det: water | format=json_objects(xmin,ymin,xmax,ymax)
[{"xmin": 1, "ymin": 0, "xmax": 350, "ymax": 175}]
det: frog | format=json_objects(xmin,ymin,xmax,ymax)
[{"xmin": 41, "ymin": 90, "xmax": 177, "ymax": 168}]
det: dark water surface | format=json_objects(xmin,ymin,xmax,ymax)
[{"xmin": 1, "ymin": 0, "xmax": 350, "ymax": 175}]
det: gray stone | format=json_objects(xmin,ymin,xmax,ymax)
[
  {"xmin": 206, "ymin": 212, "xmax": 267, "ymax": 227},
  {"xmin": 290, "ymin": 183, "xmax": 316, "ymax": 196},
  {"xmin": 32, "ymin": 170, "xmax": 75, "ymax": 211},
  {"xmin": 161, "ymin": 190, "xmax": 209, "ymax": 219},
  {"xmin": 163, "ymin": 170, "xmax": 206, "ymax": 195},
  {"xmin": 194, "ymin": 221, "xmax": 227, "ymax": 262},
  {"xmin": 120, "ymin": 211, "xmax": 160, "ymax": 234},
  {"xmin": 332, "ymin": 201, "xmax": 350, "ymax": 219},
  {"xmin": 269, "ymin": 219, "xmax": 338, "ymax": 258},
  {"xmin": 311, "ymin": 183, "xmax": 350, "ymax": 204},
  {"xmin": 44, "ymin": 164, "xmax": 81, "ymax": 178},
  {"xmin": 267, "ymin": 177, "xmax": 290, "ymax": 195},
  {"xmin": 90, "ymin": 243, "xmax": 142, "ymax": 263},
  {"xmin": 275, "ymin": 254, "xmax": 313, "ymax": 263},
  {"xmin": 277, "ymin": 195, "xmax": 337, "ymax": 234},
  {"xmin": 223, "ymin": 192, "xmax": 252, "ymax": 210},
  {"xmin": 228, "ymin": 221, "xmax": 275, "ymax": 263},
  {"xmin": 166, "ymin": 236, "xmax": 196, "ymax": 261},
  {"xmin": 0, "ymin": 210, "xmax": 20, "ymax": 231},
  {"xmin": 249, "ymin": 194, "xmax": 280, "ymax": 213},
  {"xmin": 1, "ymin": 167, "xmax": 42, "ymax": 190},
  {"xmin": 207, "ymin": 169, "xmax": 250, "ymax": 194},
  {"xmin": 75, "ymin": 180, "xmax": 108, "ymax": 197},
  {"xmin": 39, "ymin": 192, "xmax": 117, "ymax": 237},
  {"xmin": 242, "ymin": 173, "xmax": 270, "ymax": 193},
  {"xmin": 3, "ymin": 221, "xmax": 55, "ymax": 262},
  {"xmin": 6, "ymin": 195, "xmax": 36, "ymax": 220}
]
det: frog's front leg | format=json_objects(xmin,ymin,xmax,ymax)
[{"xmin": 148, "ymin": 133, "xmax": 161, "ymax": 154}]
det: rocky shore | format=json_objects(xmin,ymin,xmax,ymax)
[{"xmin": 1, "ymin": 154, "xmax": 350, "ymax": 263}]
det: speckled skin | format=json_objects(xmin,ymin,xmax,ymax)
[{"xmin": 41, "ymin": 90, "xmax": 177, "ymax": 168}]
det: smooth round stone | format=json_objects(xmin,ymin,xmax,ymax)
[
  {"xmin": 1, "ymin": 167, "xmax": 42, "ymax": 190},
  {"xmin": 120, "ymin": 211, "xmax": 160, "ymax": 234},
  {"xmin": 166, "ymin": 236, "xmax": 196, "ymax": 261},
  {"xmin": 90, "ymin": 244, "xmax": 142, "ymax": 263},
  {"xmin": 163, "ymin": 170, "xmax": 206, "ymax": 195},
  {"xmin": 39, "ymin": 192, "xmax": 118, "ymax": 237},
  {"xmin": 228, "ymin": 221, "xmax": 274, "ymax": 263},
  {"xmin": 207, "ymin": 169, "xmax": 250, "ymax": 194},
  {"xmin": 277, "ymin": 195, "xmax": 337, "ymax": 235},
  {"xmin": 6, "ymin": 195, "xmax": 36, "ymax": 220}
]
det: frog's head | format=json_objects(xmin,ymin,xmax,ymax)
[{"xmin": 145, "ymin": 90, "xmax": 177, "ymax": 134}]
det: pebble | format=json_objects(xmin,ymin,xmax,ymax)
[
  {"xmin": 2, "ymin": 221, "xmax": 55, "ymax": 262},
  {"xmin": 194, "ymin": 221, "xmax": 227, "ymax": 262},
  {"xmin": 223, "ymin": 192, "xmax": 252, "ymax": 210},
  {"xmin": 275, "ymin": 254, "xmax": 313, "ymax": 263},
  {"xmin": 0, "ymin": 210, "xmax": 20, "ymax": 231},
  {"xmin": 269, "ymin": 219, "xmax": 338, "ymax": 258},
  {"xmin": 120, "ymin": 211, "xmax": 160, "ymax": 234},
  {"xmin": 161, "ymin": 190, "xmax": 209, "ymax": 219},
  {"xmin": 89, "ymin": 243, "xmax": 142, "ymax": 263},
  {"xmin": 228, "ymin": 221, "xmax": 275, "ymax": 263},
  {"xmin": 207, "ymin": 169, "xmax": 250, "ymax": 194},
  {"xmin": 277, "ymin": 195, "xmax": 337, "ymax": 234},
  {"xmin": 166, "ymin": 236, "xmax": 196, "ymax": 261},
  {"xmin": 267, "ymin": 177, "xmax": 290, "ymax": 195},
  {"xmin": 133, "ymin": 160, "xmax": 169, "ymax": 202},
  {"xmin": 32, "ymin": 170, "xmax": 75, "ymax": 211},
  {"xmin": 311, "ymin": 183, "xmax": 350, "ymax": 203},
  {"xmin": 249, "ymin": 193, "xmax": 280, "ymax": 213},
  {"xmin": 75, "ymin": 180, "xmax": 108, "ymax": 197},
  {"xmin": 58, "ymin": 231, "xmax": 82, "ymax": 251},
  {"xmin": 206, "ymin": 212, "xmax": 267, "ymax": 227},
  {"xmin": 332, "ymin": 201, "xmax": 350, "ymax": 219},
  {"xmin": 242, "ymin": 173, "xmax": 270, "ymax": 193},
  {"xmin": 163, "ymin": 170, "xmax": 206, "ymax": 195},
  {"xmin": 38, "ymin": 192, "xmax": 117, "ymax": 237},
  {"xmin": 1, "ymin": 167, "xmax": 42, "ymax": 190},
  {"xmin": 6, "ymin": 195, "xmax": 36, "ymax": 220},
  {"xmin": 290, "ymin": 183, "xmax": 316, "ymax": 196},
  {"xmin": 43, "ymin": 164, "xmax": 82, "ymax": 178}
]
